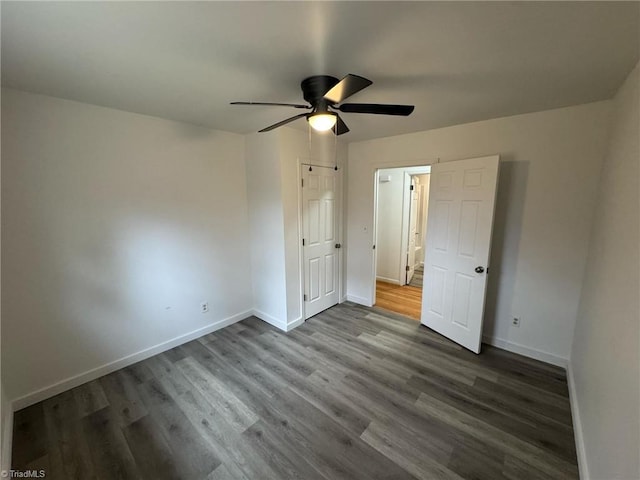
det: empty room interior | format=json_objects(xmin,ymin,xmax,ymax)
[{"xmin": 0, "ymin": 2, "xmax": 638, "ymax": 480}]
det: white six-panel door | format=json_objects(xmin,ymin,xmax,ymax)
[
  {"xmin": 302, "ymin": 167, "xmax": 339, "ymax": 319},
  {"xmin": 421, "ymin": 156, "xmax": 499, "ymax": 353}
]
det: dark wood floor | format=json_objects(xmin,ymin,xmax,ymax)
[{"xmin": 12, "ymin": 302, "xmax": 579, "ymax": 480}]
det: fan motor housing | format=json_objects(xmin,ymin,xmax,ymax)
[{"xmin": 301, "ymin": 75, "xmax": 339, "ymax": 105}]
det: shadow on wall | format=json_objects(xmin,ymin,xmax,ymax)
[{"xmin": 482, "ymin": 157, "xmax": 529, "ymax": 338}]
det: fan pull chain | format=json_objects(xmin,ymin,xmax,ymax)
[
  {"xmin": 308, "ymin": 122, "xmax": 312, "ymax": 161},
  {"xmin": 334, "ymin": 130, "xmax": 338, "ymax": 171}
]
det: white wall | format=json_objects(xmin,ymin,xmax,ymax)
[
  {"xmin": 569, "ymin": 63, "xmax": 639, "ymax": 480},
  {"xmin": 1, "ymin": 88, "xmax": 253, "ymax": 406},
  {"xmin": 278, "ymin": 128, "xmax": 347, "ymax": 322},
  {"xmin": 0, "ymin": 112, "xmax": 8, "ymax": 469},
  {"xmin": 245, "ymin": 133, "xmax": 288, "ymax": 328},
  {"xmin": 246, "ymin": 128, "xmax": 347, "ymax": 329},
  {"xmin": 347, "ymin": 101, "xmax": 611, "ymax": 364},
  {"xmin": 376, "ymin": 168, "xmax": 407, "ymax": 284}
]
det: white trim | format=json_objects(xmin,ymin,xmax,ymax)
[
  {"xmin": 252, "ymin": 310, "xmax": 303, "ymax": 332},
  {"xmin": 285, "ymin": 317, "xmax": 305, "ymax": 332},
  {"xmin": 12, "ymin": 310, "xmax": 252, "ymax": 411},
  {"xmin": 567, "ymin": 361, "xmax": 589, "ymax": 480},
  {"xmin": 252, "ymin": 309, "xmax": 287, "ymax": 331},
  {"xmin": 346, "ymin": 294, "xmax": 373, "ymax": 307},
  {"xmin": 482, "ymin": 335, "xmax": 568, "ymax": 368},
  {"xmin": 297, "ymin": 158, "xmax": 306, "ymax": 322},
  {"xmin": 376, "ymin": 275, "xmax": 402, "ymax": 285},
  {"xmin": 1, "ymin": 410, "xmax": 13, "ymax": 472}
]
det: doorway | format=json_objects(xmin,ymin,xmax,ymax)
[{"xmin": 374, "ymin": 166, "xmax": 430, "ymax": 320}]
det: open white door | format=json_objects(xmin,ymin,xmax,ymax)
[
  {"xmin": 421, "ymin": 156, "xmax": 499, "ymax": 353},
  {"xmin": 302, "ymin": 167, "xmax": 339, "ymax": 319},
  {"xmin": 406, "ymin": 177, "xmax": 419, "ymax": 284}
]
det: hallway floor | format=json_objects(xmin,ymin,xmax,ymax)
[{"xmin": 375, "ymin": 280, "xmax": 422, "ymax": 320}]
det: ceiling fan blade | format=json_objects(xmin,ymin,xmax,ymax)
[
  {"xmin": 337, "ymin": 103, "xmax": 415, "ymax": 116},
  {"xmin": 258, "ymin": 113, "xmax": 308, "ymax": 132},
  {"xmin": 323, "ymin": 74, "xmax": 372, "ymax": 104},
  {"xmin": 231, "ymin": 101, "xmax": 310, "ymax": 109},
  {"xmin": 332, "ymin": 114, "xmax": 350, "ymax": 136}
]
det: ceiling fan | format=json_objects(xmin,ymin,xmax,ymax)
[{"xmin": 231, "ymin": 74, "xmax": 415, "ymax": 135}]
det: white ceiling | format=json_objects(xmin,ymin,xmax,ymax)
[{"xmin": 2, "ymin": 2, "xmax": 638, "ymax": 142}]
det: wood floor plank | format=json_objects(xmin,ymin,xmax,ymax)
[
  {"xmin": 265, "ymin": 388, "xmax": 417, "ymax": 480},
  {"xmin": 174, "ymin": 356, "xmax": 259, "ymax": 432},
  {"xmin": 361, "ymin": 420, "xmax": 460, "ymax": 480},
  {"xmin": 81, "ymin": 407, "xmax": 140, "ymax": 480},
  {"xmin": 41, "ymin": 390, "xmax": 96, "ymax": 480},
  {"xmin": 241, "ymin": 420, "xmax": 330, "ymax": 480},
  {"xmin": 12, "ymin": 302, "xmax": 579, "ymax": 480},
  {"xmin": 11, "ymin": 402, "xmax": 48, "ymax": 468},
  {"xmin": 375, "ymin": 281, "xmax": 423, "ymax": 320},
  {"xmin": 122, "ymin": 415, "xmax": 183, "ymax": 480},
  {"xmin": 172, "ymin": 389, "xmax": 275, "ymax": 480},
  {"xmin": 472, "ymin": 377, "xmax": 572, "ymax": 426},
  {"xmin": 137, "ymin": 378, "xmax": 221, "ymax": 479},
  {"xmin": 408, "ymin": 374, "xmax": 577, "ymax": 463},
  {"xmin": 72, "ymin": 381, "xmax": 109, "ymax": 418},
  {"xmin": 414, "ymin": 392, "xmax": 579, "ymax": 479},
  {"xmin": 99, "ymin": 369, "xmax": 148, "ymax": 428}
]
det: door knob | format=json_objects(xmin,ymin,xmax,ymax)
[
  {"xmin": 335, "ymin": 243, "xmax": 341, "ymax": 249},
  {"xmin": 475, "ymin": 266, "xmax": 485, "ymax": 274}
]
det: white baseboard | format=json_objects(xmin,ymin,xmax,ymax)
[
  {"xmin": 482, "ymin": 335, "xmax": 568, "ymax": 368},
  {"xmin": 252, "ymin": 309, "xmax": 287, "ymax": 331},
  {"xmin": 285, "ymin": 317, "xmax": 305, "ymax": 332},
  {"xmin": 12, "ymin": 309, "xmax": 252, "ymax": 411},
  {"xmin": 567, "ymin": 361, "xmax": 589, "ymax": 480},
  {"xmin": 251, "ymin": 311, "xmax": 327, "ymax": 333},
  {"xmin": 376, "ymin": 275, "xmax": 401, "ymax": 285},
  {"xmin": 346, "ymin": 294, "xmax": 373, "ymax": 307}
]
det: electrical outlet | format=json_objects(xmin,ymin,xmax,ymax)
[
  {"xmin": 201, "ymin": 302, "xmax": 209, "ymax": 313},
  {"xmin": 512, "ymin": 317, "xmax": 521, "ymax": 327}
]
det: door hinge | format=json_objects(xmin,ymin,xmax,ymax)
[
  {"xmin": 301, "ymin": 178, "xmax": 304, "ymax": 187},
  {"xmin": 302, "ymin": 238, "xmax": 305, "ymax": 246},
  {"xmin": 406, "ymin": 265, "xmax": 410, "ymax": 271},
  {"xmin": 303, "ymin": 294, "xmax": 307, "ymax": 301},
  {"xmin": 410, "ymin": 184, "xmax": 414, "ymax": 190}
]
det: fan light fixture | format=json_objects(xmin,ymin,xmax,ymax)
[{"xmin": 308, "ymin": 112, "xmax": 337, "ymax": 132}]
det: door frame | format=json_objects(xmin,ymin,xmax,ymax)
[
  {"xmin": 298, "ymin": 157, "xmax": 344, "ymax": 320},
  {"xmin": 372, "ymin": 164, "xmax": 431, "ymax": 306}
]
